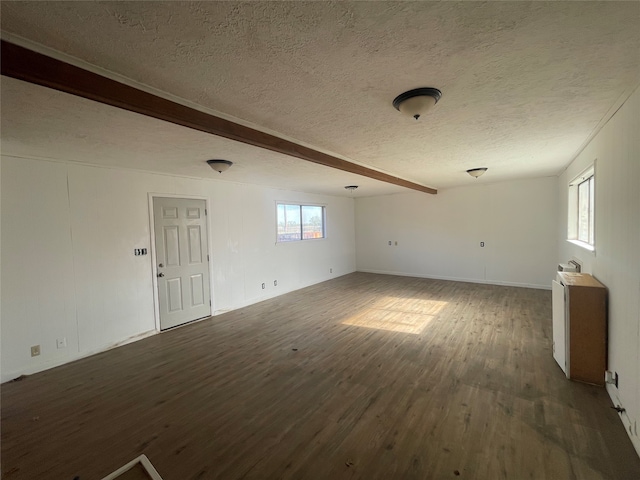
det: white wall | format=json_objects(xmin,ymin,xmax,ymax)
[
  {"xmin": 355, "ymin": 177, "xmax": 558, "ymax": 289},
  {"xmin": 0, "ymin": 156, "xmax": 356, "ymax": 382},
  {"xmin": 558, "ymin": 86, "xmax": 640, "ymax": 455}
]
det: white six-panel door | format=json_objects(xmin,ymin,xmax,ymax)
[{"xmin": 153, "ymin": 197, "xmax": 211, "ymax": 330}]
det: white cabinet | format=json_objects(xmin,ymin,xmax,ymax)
[{"xmin": 551, "ymin": 272, "xmax": 607, "ymax": 386}]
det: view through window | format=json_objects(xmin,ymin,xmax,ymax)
[
  {"xmin": 277, "ymin": 203, "xmax": 325, "ymax": 242},
  {"xmin": 568, "ymin": 165, "xmax": 595, "ymax": 249},
  {"xmin": 577, "ymin": 174, "xmax": 594, "ymax": 245}
]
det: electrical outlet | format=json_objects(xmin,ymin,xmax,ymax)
[
  {"xmin": 261, "ymin": 283, "xmax": 265, "ymax": 290},
  {"xmin": 56, "ymin": 337, "xmax": 67, "ymax": 349},
  {"xmin": 274, "ymin": 280, "xmax": 277, "ymax": 287},
  {"xmin": 330, "ymin": 268, "xmax": 333, "ymax": 273},
  {"xmin": 31, "ymin": 345, "xmax": 41, "ymax": 357},
  {"xmin": 388, "ymin": 241, "xmax": 392, "ymax": 246},
  {"xmin": 480, "ymin": 241, "xmax": 485, "ymax": 247}
]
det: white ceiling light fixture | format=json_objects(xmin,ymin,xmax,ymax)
[
  {"xmin": 393, "ymin": 87, "xmax": 442, "ymax": 120},
  {"xmin": 466, "ymin": 167, "xmax": 488, "ymax": 178},
  {"xmin": 207, "ymin": 159, "xmax": 233, "ymax": 173}
]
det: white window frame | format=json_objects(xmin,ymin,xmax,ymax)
[
  {"xmin": 567, "ymin": 163, "xmax": 595, "ymax": 252},
  {"xmin": 276, "ymin": 202, "xmax": 326, "ymax": 243}
]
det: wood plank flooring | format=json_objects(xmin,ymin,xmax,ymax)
[{"xmin": 2, "ymin": 273, "xmax": 639, "ymax": 479}]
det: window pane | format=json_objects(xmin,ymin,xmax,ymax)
[
  {"xmin": 302, "ymin": 206, "xmax": 324, "ymax": 239},
  {"xmin": 277, "ymin": 203, "xmax": 325, "ymax": 243},
  {"xmin": 577, "ymin": 180, "xmax": 590, "ymax": 243},
  {"xmin": 277, "ymin": 204, "xmax": 301, "ymax": 242},
  {"xmin": 567, "ymin": 166, "xmax": 595, "ymax": 247}
]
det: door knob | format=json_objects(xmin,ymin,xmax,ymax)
[{"xmin": 158, "ymin": 273, "xmax": 165, "ymax": 277}]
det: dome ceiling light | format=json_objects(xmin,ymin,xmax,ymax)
[
  {"xmin": 392, "ymin": 87, "xmax": 442, "ymax": 120},
  {"xmin": 466, "ymin": 167, "xmax": 488, "ymax": 178},
  {"xmin": 207, "ymin": 159, "xmax": 233, "ymax": 173}
]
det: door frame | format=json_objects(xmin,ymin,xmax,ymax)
[{"xmin": 148, "ymin": 193, "xmax": 214, "ymax": 332}]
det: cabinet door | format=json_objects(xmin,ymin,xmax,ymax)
[{"xmin": 552, "ymin": 280, "xmax": 567, "ymax": 375}]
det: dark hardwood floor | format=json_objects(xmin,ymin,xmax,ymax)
[{"xmin": 2, "ymin": 273, "xmax": 639, "ymax": 479}]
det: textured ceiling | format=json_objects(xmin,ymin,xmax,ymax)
[
  {"xmin": 2, "ymin": 1, "xmax": 640, "ymax": 195},
  {"xmin": 1, "ymin": 76, "xmax": 403, "ymax": 197}
]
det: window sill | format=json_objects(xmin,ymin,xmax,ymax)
[
  {"xmin": 276, "ymin": 237, "xmax": 326, "ymax": 245},
  {"xmin": 567, "ymin": 239, "xmax": 595, "ymax": 253}
]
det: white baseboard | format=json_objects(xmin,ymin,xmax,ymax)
[
  {"xmin": 213, "ymin": 270, "xmax": 356, "ymax": 316},
  {"xmin": 606, "ymin": 384, "xmax": 640, "ymax": 458},
  {"xmin": 1, "ymin": 329, "xmax": 157, "ymax": 384},
  {"xmin": 356, "ymin": 269, "xmax": 552, "ymax": 290},
  {"xmin": 2, "ymin": 272, "xmax": 357, "ymax": 383}
]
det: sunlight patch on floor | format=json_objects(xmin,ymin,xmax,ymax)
[
  {"xmin": 374, "ymin": 296, "xmax": 449, "ymax": 316},
  {"xmin": 342, "ymin": 299, "xmax": 448, "ymax": 334}
]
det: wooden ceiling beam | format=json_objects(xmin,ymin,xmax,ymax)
[{"xmin": 1, "ymin": 40, "xmax": 437, "ymax": 195}]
